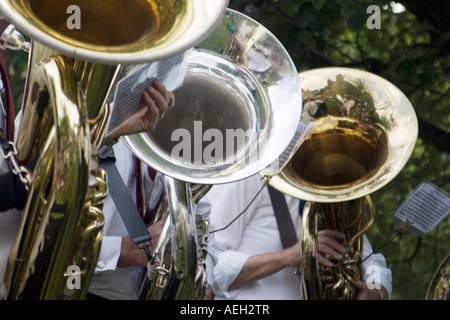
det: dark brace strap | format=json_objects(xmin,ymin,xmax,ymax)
[
  {"xmin": 267, "ymin": 185, "xmax": 305, "ymax": 286},
  {"xmin": 267, "ymin": 185, "xmax": 298, "ymax": 249},
  {"xmin": 98, "ymin": 145, "xmax": 153, "ymax": 263}
]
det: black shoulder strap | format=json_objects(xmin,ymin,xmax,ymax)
[
  {"xmin": 267, "ymin": 185, "xmax": 298, "ymax": 248},
  {"xmin": 268, "ymin": 185, "xmax": 306, "ymax": 285},
  {"xmin": 98, "ymin": 145, "xmax": 151, "ymax": 245}
]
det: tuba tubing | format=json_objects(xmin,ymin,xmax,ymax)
[
  {"xmin": 5, "ymin": 55, "xmax": 97, "ymax": 299},
  {"xmin": 139, "ymin": 182, "xmax": 211, "ymax": 300}
]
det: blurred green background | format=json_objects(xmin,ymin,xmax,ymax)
[{"xmin": 2, "ymin": 0, "xmax": 448, "ymax": 300}]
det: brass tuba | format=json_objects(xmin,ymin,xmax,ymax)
[
  {"xmin": 268, "ymin": 67, "xmax": 418, "ymax": 299},
  {"xmin": 0, "ymin": 0, "xmax": 228, "ymax": 299},
  {"xmin": 426, "ymin": 253, "xmax": 450, "ymax": 300},
  {"xmin": 123, "ymin": 8, "xmax": 303, "ymax": 299}
]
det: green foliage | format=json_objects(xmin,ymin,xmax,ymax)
[
  {"xmin": 229, "ymin": 0, "xmax": 449, "ymax": 300},
  {"xmin": 7, "ymin": 49, "xmax": 28, "ymax": 113}
]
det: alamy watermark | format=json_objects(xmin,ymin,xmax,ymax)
[
  {"xmin": 64, "ymin": 263, "xmax": 384, "ymax": 292},
  {"xmin": 66, "ymin": 265, "xmax": 81, "ymax": 290},
  {"xmin": 367, "ymin": 2, "xmax": 406, "ymax": 30},
  {"xmin": 169, "ymin": 121, "xmax": 279, "ymax": 168},
  {"xmin": 366, "ymin": 5, "xmax": 381, "ymax": 30},
  {"xmin": 65, "ymin": 4, "xmax": 405, "ymax": 32},
  {"xmin": 66, "ymin": 5, "xmax": 81, "ymax": 30},
  {"xmin": 365, "ymin": 264, "xmax": 382, "ymax": 290}
]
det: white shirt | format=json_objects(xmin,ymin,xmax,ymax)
[
  {"xmin": 207, "ymin": 174, "xmax": 392, "ymax": 300},
  {"xmin": 88, "ymin": 140, "xmax": 212, "ymax": 300}
]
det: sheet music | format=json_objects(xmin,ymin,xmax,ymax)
[
  {"xmin": 394, "ymin": 181, "xmax": 450, "ymax": 236},
  {"xmin": 107, "ymin": 49, "xmax": 191, "ymax": 135}
]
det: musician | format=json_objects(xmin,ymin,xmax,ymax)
[
  {"xmin": 207, "ymin": 174, "xmax": 392, "ymax": 300},
  {"xmin": 0, "ymin": 46, "xmax": 177, "ymax": 298},
  {"xmin": 84, "ymin": 137, "xmax": 213, "ymax": 300},
  {"xmin": 85, "ymin": 78, "xmax": 218, "ymax": 300}
]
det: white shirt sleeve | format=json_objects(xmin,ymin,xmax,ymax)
[
  {"xmin": 211, "ymin": 250, "xmax": 250, "ymax": 297},
  {"xmin": 362, "ymin": 235, "xmax": 393, "ymax": 298},
  {"xmin": 207, "ymin": 175, "xmax": 264, "ymax": 298},
  {"xmin": 95, "ymin": 236, "xmax": 122, "ymax": 272}
]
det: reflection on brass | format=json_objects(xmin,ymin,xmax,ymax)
[
  {"xmin": 302, "ymin": 196, "xmax": 374, "ymax": 300},
  {"xmin": 139, "ymin": 182, "xmax": 212, "ymax": 300},
  {"xmin": 426, "ymin": 254, "xmax": 450, "ymax": 300},
  {"xmin": 5, "ymin": 55, "xmax": 108, "ymax": 300},
  {"xmin": 151, "ymin": 73, "xmax": 254, "ymax": 164},
  {"xmin": 288, "ymin": 119, "xmax": 388, "ymax": 188},
  {"xmin": 11, "ymin": 0, "xmax": 190, "ymax": 51}
]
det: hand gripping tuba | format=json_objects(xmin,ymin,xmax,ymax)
[
  {"xmin": 268, "ymin": 68, "xmax": 418, "ymax": 299},
  {"xmin": 0, "ymin": 0, "xmax": 228, "ymax": 300},
  {"xmin": 123, "ymin": 9, "xmax": 303, "ymax": 300}
]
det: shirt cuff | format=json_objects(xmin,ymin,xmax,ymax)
[{"xmin": 95, "ymin": 236, "xmax": 122, "ymax": 272}]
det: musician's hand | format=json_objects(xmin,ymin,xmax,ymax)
[
  {"xmin": 107, "ymin": 79, "xmax": 175, "ymax": 139},
  {"xmin": 118, "ymin": 220, "xmax": 166, "ymax": 268},
  {"xmin": 353, "ymin": 280, "xmax": 370, "ymax": 300},
  {"xmin": 354, "ymin": 280, "xmax": 387, "ymax": 300},
  {"xmin": 285, "ymin": 240, "xmax": 302, "ymax": 267},
  {"xmin": 204, "ymin": 288, "xmax": 215, "ymax": 300},
  {"xmin": 317, "ymin": 229, "xmax": 347, "ymax": 267},
  {"xmin": 284, "ymin": 230, "xmax": 346, "ymax": 268}
]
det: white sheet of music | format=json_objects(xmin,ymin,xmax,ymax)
[
  {"xmin": 107, "ymin": 49, "xmax": 191, "ymax": 135},
  {"xmin": 394, "ymin": 181, "xmax": 450, "ymax": 236}
]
